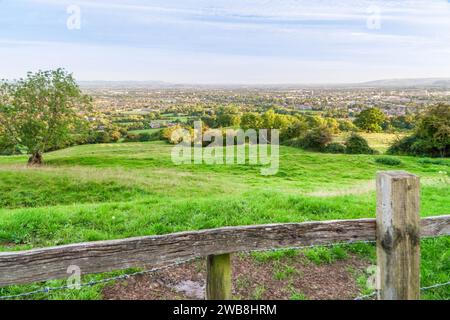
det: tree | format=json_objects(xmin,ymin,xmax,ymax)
[
  {"xmin": 261, "ymin": 109, "xmax": 276, "ymax": 128},
  {"xmin": 301, "ymin": 126, "xmax": 333, "ymax": 151},
  {"xmin": 345, "ymin": 133, "xmax": 376, "ymax": 154},
  {"xmin": 0, "ymin": 69, "xmax": 92, "ymax": 164},
  {"xmin": 388, "ymin": 104, "xmax": 449, "ymax": 157},
  {"xmin": 391, "ymin": 114, "xmax": 416, "ymax": 130},
  {"xmin": 306, "ymin": 115, "xmax": 326, "ymax": 128},
  {"xmin": 414, "ymin": 104, "xmax": 449, "ymax": 157},
  {"xmin": 281, "ymin": 117, "xmax": 308, "ymax": 140},
  {"xmin": 338, "ymin": 119, "xmax": 357, "ymax": 132},
  {"xmin": 325, "ymin": 118, "xmax": 340, "ymax": 134},
  {"xmin": 240, "ymin": 112, "xmax": 263, "ymax": 130},
  {"xmin": 354, "ymin": 107, "xmax": 386, "ymax": 132}
]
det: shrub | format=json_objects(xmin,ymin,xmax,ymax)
[
  {"xmin": 0, "ymin": 144, "xmax": 22, "ymax": 155},
  {"xmin": 323, "ymin": 142, "xmax": 346, "ymax": 154},
  {"xmin": 283, "ymin": 137, "xmax": 305, "ymax": 149},
  {"xmin": 338, "ymin": 119, "xmax": 357, "ymax": 132},
  {"xmin": 301, "ymin": 127, "xmax": 333, "ymax": 151},
  {"xmin": 0, "ymin": 134, "xmax": 22, "ymax": 155},
  {"xmin": 162, "ymin": 125, "xmax": 192, "ymax": 144},
  {"xmin": 124, "ymin": 131, "xmax": 161, "ymax": 143},
  {"xmin": 375, "ymin": 157, "xmax": 402, "ymax": 166},
  {"xmin": 345, "ymin": 133, "xmax": 376, "ymax": 154},
  {"xmin": 387, "ymin": 104, "xmax": 450, "ymax": 157},
  {"xmin": 387, "ymin": 135, "xmax": 418, "ymax": 155},
  {"xmin": 415, "ymin": 104, "xmax": 449, "ymax": 157},
  {"xmin": 417, "ymin": 158, "xmax": 450, "ymax": 167},
  {"xmin": 387, "ymin": 134, "xmax": 449, "ymax": 157},
  {"xmin": 123, "ymin": 133, "xmax": 139, "ymax": 142}
]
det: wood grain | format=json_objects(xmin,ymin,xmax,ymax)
[
  {"xmin": 206, "ymin": 254, "xmax": 232, "ymax": 300},
  {"xmin": 376, "ymin": 171, "xmax": 420, "ymax": 300},
  {"xmin": 0, "ymin": 215, "xmax": 448, "ymax": 287}
]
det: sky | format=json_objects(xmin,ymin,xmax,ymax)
[{"xmin": 1, "ymin": 0, "xmax": 450, "ymax": 84}]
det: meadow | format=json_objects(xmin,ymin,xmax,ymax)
[
  {"xmin": 0, "ymin": 140, "xmax": 448, "ymax": 299},
  {"xmin": 333, "ymin": 132, "xmax": 407, "ymax": 153}
]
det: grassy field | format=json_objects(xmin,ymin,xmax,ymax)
[
  {"xmin": 0, "ymin": 141, "xmax": 448, "ymax": 299},
  {"xmin": 128, "ymin": 128, "xmax": 162, "ymax": 135},
  {"xmin": 333, "ymin": 132, "xmax": 407, "ymax": 153}
]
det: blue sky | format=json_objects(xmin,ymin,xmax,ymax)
[{"xmin": 1, "ymin": 0, "xmax": 450, "ymax": 84}]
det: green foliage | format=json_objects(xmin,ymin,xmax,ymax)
[
  {"xmin": 252, "ymin": 285, "xmax": 266, "ymax": 300},
  {"xmin": 323, "ymin": 142, "xmax": 346, "ymax": 154},
  {"xmin": 387, "ymin": 135, "xmax": 419, "ymax": 155},
  {"xmin": 251, "ymin": 249, "xmax": 298, "ymax": 263},
  {"xmin": 354, "ymin": 107, "xmax": 387, "ymax": 133},
  {"xmin": 345, "ymin": 133, "xmax": 377, "ymax": 154},
  {"xmin": 325, "ymin": 118, "xmax": 340, "ymax": 134},
  {"xmin": 338, "ymin": 119, "xmax": 357, "ymax": 132},
  {"xmin": 240, "ymin": 112, "xmax": 263, "ymax": 130},
  {"xmin": 273, "ymin": 264, "xmax": 298, "ymax": 281},
  {"xmin": 304, "ymin": 246, "xmax": 348, "ymax": 265},
  {"xmin": 390, "ymin": 114, "xmax": 416, "ymax": 130},
  {"xmin": 420, "ymin": 237, "xmax": 450, "ymax": 299},
  {"xmin": 124, "ymin": 131, "xmax": 161, "ymax": 143},
  {"xmin": 415, "ymin": 104, "xmax": 449, "ymax": 157},
  {"xmin": 417, "ymin": 158, "xmax": 449, "ymax": 167},
  {"xmin": 161, "ymin": 124, "xmax": 192, "ymax": 144},
  {"xmin": 0, "ymin": 69, "xmax": 91, "ymax": 162},
  {"xmin": 289, "ymin": 291, "xmax": 307, "ymax": 300},
  {"xmin": 301, "ymin": 126, "xmax": 333, "ymax": 151},
  {"xmin": 374, "ymin": 157, "xmax": 402, "ymax": 166},
  {"xmin": 387, "ymin": 104, "xmax": 450, "ymax": 157},
  {"xmin": 0, "ymin": 133, "xmax": 22, "ymax": 155},
  {"xmin": 281, "ymin": 117, "xmax": 308, "ymax": 141}
]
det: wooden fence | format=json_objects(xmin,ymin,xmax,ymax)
[{"xmin": 0, "ymin": 171, "xmax": 449, "ymax": 300}]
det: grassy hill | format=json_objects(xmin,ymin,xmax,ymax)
[{"xmin": 0, "ymin": 141, "xmax": 448, "ymax": 299}]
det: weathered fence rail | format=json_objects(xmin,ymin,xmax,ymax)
[
  {"xmin": 0, "ymin": 171, "xmax": 449, "ymax": 300},
  {"xmin": 0, "ymin": 215, "xmax": 448, "ymax": 287}
]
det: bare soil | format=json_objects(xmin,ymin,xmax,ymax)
[{"xmin": 102, "ymin": 252, "xmax": 370, "ymax": 300}]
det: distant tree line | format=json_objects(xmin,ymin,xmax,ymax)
[
  {"xmin": 387, "ymin": 104, "xmax": 449, "ymax": 157},
  {"xmin": 1, "ymin": 69, "xmax": 448, "ymax": 163}
]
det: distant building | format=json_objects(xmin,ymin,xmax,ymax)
[
  {"xmin": 150, "ymin": 121, "xmax": 161, "ymax": 129},
  {"xmin": 295, "ymin": 104, "xmax": 312, "ymax": 110}
]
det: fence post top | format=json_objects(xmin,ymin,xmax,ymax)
[{"xmin": 377, "ymin": 171, "xmax": 419, "ymax": 179}]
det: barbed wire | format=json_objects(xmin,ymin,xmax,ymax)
[
  {"xmin": 420, "ymin": 281, "xmax": 450, "ymax": 292},
  {"xmin": 354, "ymin": 281, "xmax": 450, "ymax": 300},
  {"xmin": 0, "ymin": 238, "xmax": 448, "ymax": 300},
  {"xmin": 353, "ymin": 292, "xmax": 376, "ymax": 300},
  {"xmin": 0, "ymin": 256, "xmax": 199, "ymax": 300},
  {"xmin": 0, "ymin": 239, "xmax": 377, "ymax": 300}
]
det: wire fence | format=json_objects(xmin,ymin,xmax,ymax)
[
  {"xmin": 0, "ymin": 238, "xmax": 448, "ymax": 300},
  {"xmin": 354, "ymin": 281, "xmax": 450, "ymax": 300}
]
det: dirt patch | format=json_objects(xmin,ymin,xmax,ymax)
[
  {"xmin": 102, "ymin": 252, "xmax": 370, "ymax": 300},
  {"xmin": 0, "ymin": 242, "xmax": 16, "ymax": 250}
]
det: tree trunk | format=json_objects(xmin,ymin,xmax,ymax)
[{"xmin": 28, "ymin": 152, "xmax": 43, "ymax": 166}]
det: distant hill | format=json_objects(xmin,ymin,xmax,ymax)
[
  {"xmin": 78, "ymin": 78, "xmax": 450, "ymax": 89},
  {"xmin": 355, "ymin": 78, "xmax": 450, "ymax": 88},
  {"xmin": 78, "ymin": 80, "xmax": 177, "ymax": 89}
]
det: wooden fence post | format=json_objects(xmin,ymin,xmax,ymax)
[
  {"xmin": 376, "ymin": 171, "xmax": 420, "ymax": 300},
  {"xmin": 206, "ymin": 253, "xmax": 232, "ymax": 300}
]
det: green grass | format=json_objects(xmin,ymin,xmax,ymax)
[
  {"xmin": 334, "ymin": 132, "xmax": 407, "ymax": 153},
  {"xmin": 304, "ymin": 246, "xmax": 348, "ymax": 265},
  {"xmin": 128, "ymin": 128, "xmax": 162, "ymax": 135},
  {"xmin": 0, "ymin": 141, "xmax": 448, "ymax": 299}
]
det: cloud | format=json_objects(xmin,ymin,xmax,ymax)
[{"xmin": 1, "ymin": 0, "xmax": 450, "ymax": 82}]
